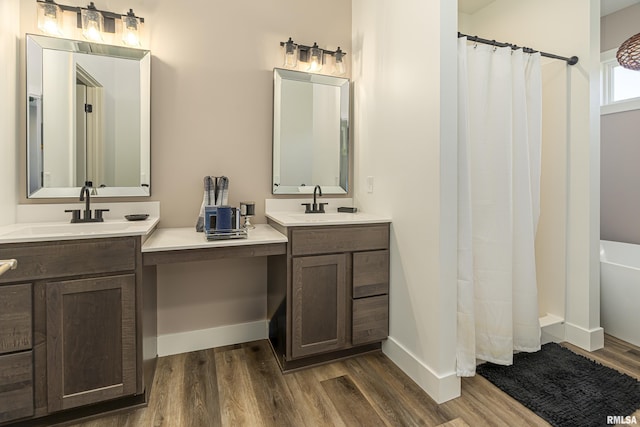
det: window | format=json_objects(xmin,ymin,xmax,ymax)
[{"xmin": 601, "ymin": 48, "xmax": 640, "ymax": 115}]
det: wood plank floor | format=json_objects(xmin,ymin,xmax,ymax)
[{"xmin": 70, "ymin": 335, "xmax": 640, "ymax": 427}]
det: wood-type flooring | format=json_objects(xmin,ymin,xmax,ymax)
[{"xmin": 70, "ymin": 334, "xmax": 640, "ymax": 427}]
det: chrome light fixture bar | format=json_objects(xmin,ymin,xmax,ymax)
[
  {"xmin": 36, "ymin": 0, "xmax": 144, "ymax": 46},
  {"xmin": 280, "ymin": 38, "xmax": 347, "ymax": 75}
]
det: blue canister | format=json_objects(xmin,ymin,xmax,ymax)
[
  {"xmin": 204, "ymin": 206, "xmax": 217, "ymax": 232},
  {"xmin": 215, "ymin": 205, "xmax": 233, "ymax": 230}
]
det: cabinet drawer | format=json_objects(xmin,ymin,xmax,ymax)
[
  {"xmin": 0, "ymin": 351, "xmax": 34, "ymax": 423},
  {"xmin": 291, "ymin": 224, "xmax": 389, "ymax": 256},
  {"xmin": 352, "ymin": 295, "xmax": 388, "ymax": 345},
  {"xmin": 353, "ymin": 250, "xmax": 389, "ymax": 298},
  {"xmin": 0, "ymin": 237, "xmax": 136, "ymax": 284},
  {"xmin": 0, "ymin": 283, "xmax": 32, "ymax": 354}
]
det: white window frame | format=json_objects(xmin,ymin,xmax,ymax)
[{"xmin": 601, "ymin": 48, "xmax": 640, "ymax": 115}]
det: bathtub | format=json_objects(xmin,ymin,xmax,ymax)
[{"xmin": 600, "ymin": 240, "xmax": 640, "ymax": 347}]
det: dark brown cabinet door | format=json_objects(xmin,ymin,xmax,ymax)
[
  {"xmin": 46, "ymin": 274, "xmax": 136, "ymax": 412},
  {"xmin": 292, "ymin": 254, "xmax": 347, "ymax": 359}
]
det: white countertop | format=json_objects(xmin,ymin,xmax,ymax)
[
  {"xmin": 141, "ymin": 224, "xmax": 287, "ymax": 253},
  {"xmin": 265, "ymin": 211, "xmax": 392, "ymax": 227},
  {"xmin": 0, "ymin": 217, "xmax": 159, "ymax": 244}
]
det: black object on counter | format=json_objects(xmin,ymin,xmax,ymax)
[
  {"xmin": 125, "ymin": 214, "xmax": 149, "ymax": 221},
  {"xmin": 337, "ymin": 207, "xmax": 357, "ymax": 213}
]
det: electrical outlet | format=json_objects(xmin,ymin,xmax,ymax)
[{"xmin": 366, "ymin": 176, "xmax": 374, "ymax": 193}]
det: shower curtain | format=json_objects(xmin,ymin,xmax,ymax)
[{"xmin": 457, "ymin": 38, "xmax": 542, "ymax": 376}]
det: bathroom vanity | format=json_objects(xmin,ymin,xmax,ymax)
[
  {"xmin": 0, "ymin": 199, "xmax": 390, "ymax": 423},
  {"xmin": 0, "ymin": 212, "xmax": 159, "ymax": 426},
  {"xmin": 266, "ymin": 210, "xmax": 391, "ymax": 371}
]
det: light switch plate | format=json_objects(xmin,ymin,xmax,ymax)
[{"xmin": 366, "ymin": 176, "xmax": 374, "ymax": 193}]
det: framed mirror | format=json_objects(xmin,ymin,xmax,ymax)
[
  {"xmin": 272, "ymin": 68, "xmax": 349, "ymax": 194},
  {"xmin": 26, "ymin": 34, "xmax": 150, "ymax": 198}
]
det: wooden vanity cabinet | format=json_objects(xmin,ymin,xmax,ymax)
[
  {"xmin": 0, "ymin": 236, "xmax": 152, "ymax": 425},
  {"xmin": 268, "ymin": 222, "xmax": 390, "ymax": 370},
  {"xmin": 0, "ymin": 284, "xmax": 34, "ymax": 423}
]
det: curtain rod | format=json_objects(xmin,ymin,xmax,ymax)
[{"xmin": 458, "ymin": 32, "xmax": 579, "ymax": 66}]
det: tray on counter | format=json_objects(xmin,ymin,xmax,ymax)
[{"xmin": 205, "ymin": 228, "xmax": 248, "ymax": 240}]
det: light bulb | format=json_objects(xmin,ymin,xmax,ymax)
[
  {"xmin": 282, "ymin": 37, "xmax": 298, "ymax": 68},
  {"xmin": 82, "ymin": 3, "xmax": 104, "ymax": 42},
  {"xmin": 333, "ymin": 47, "xmax": 346, "ymax": 76},
  {"xmin": 307, "ymin": 43, "xmax": 323, "ymax": 72},
  {"xmin": 84, "ymin": 25, "xmax": 101, "ymax": 41},
  {"xmin": 122, "ymin": 9, "xmax": 141, "ymax": 47},
  {"xmin": 37, "ymin": 1, "xmax": 63, "ymax": 36}
]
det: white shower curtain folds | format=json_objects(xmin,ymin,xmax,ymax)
[{"xmin": 457, "ymin": 38, "xmax": 542, "ymax": 377}]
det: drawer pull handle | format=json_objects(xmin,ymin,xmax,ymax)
[{"xmin": 0, "ymin": 259, "xmax": 18, "ymax": 276}]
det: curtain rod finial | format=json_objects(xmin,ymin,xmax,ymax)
[{"xmin": 568, "ymin": 56, "xmax": 579, "ymax": 66}]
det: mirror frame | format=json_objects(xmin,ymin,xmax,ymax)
[
  {"xmin": 272, "ymin": 68, "xmax": 350, "ymax": 195},
  {"xmin": 26, "ymin": 34, "xmax": 151, "ymax": 198}
]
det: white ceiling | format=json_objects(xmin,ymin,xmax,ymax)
[{"xmin": 459, "ymin": 0, "xmax": 640, "ymax": 16}]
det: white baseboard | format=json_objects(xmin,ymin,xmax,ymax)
[
  {"xmin": 157, "ymin": 320, "xmax": 268, "ymax": 357},
  {"xmin": 564, "ymin": 322, "xmax": 604, "ymax": 351},
  {"xmin": 382, "ymin": 336, "xmax": 460, "ymax": 404},
  {"xmin": 540, "ymin": 314, "xmax": 565, "ymax": 344}
]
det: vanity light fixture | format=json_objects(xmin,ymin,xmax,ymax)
[
  {"xmin": 307, "ymin": 42, "xmax": 324, "ymax": 72},
  {"xmin": 334, "ymin": 47, "xmax": 346, "ymax": 76},
  {"xmin": 282, "ymin": 37, "xmax": 298, "ymax": 68},
  {"xmin": 279, "ymin": 38, "xmax": 347, "ymax": 75},
  {"xmin": 121, "ymin": 9, "xmax": 141, "ymax": 47},
  {"xmin": 35, "ymin": 0, "xmax": 145, "ymax": 45},
  {"xmin": 37, "ymin": 0, "xmax": 64, "ymax": 36},
  {"xmin": 81, "ymin": 2, "xmax": 103, "ymax": 42},
  {"xmin": 617, "ymin": 32, "xmax": 640, "ymax": 71}
]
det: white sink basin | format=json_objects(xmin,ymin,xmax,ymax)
[
  {"xmin": 266, "ymin": 211, "xmax": 391, "ymax": 227},
  {"xmin": 1, "ymin": 222, "xmax": 133, "ymax": 238},
  {"xmin": 0, "ymin": 218, "xmax": 160, "ymax": 244},
  {"xmin": 287, "ymin": 213, "xmax": 355, "ymax": 222}
]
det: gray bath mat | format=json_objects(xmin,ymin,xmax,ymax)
[{"xmin": 476, "ymin": 342, "xmax": 640, "ymax": 427}]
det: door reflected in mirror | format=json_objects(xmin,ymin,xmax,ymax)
[
  {"xmin": 273, "ymin": 68, "xmax": 349, "ymax": 195},
  {"xmin": 26, "ymin": 34, "xmax": 150, "ymax": 198}
]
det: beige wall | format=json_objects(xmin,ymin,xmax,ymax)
[
  {"xmin": 0, "ymin": 0, "xmax": 19, "ymax": 226},
  {"xmin": 601, "ymin": 3, "xmax": 640, "ymax": 52},
  {"xmin": 157, "ymin": 258, "xmax": 267, "ymax": 334},
  {"xmin": 600, "ymin": 3, "xmax": 640, "ymax": 244},
  {"xmin": 18, "ymin": 0, "xmax": 352, "ymax": 224},
  {"xmin": 601, "ymin": 109, "xmax": 640, "ymax": 243},
  {"xmin": 17, "ymin": 0, "xmax": 351, "ymax": 338}
]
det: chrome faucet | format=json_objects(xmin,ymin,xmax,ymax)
[
  {"xmin": 65, "ymin": 181, "xmax": 109, "ymax": 223},
  {"xmin": 301, "ymin": 185, "xmax": 328, "ymax": 214}
]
